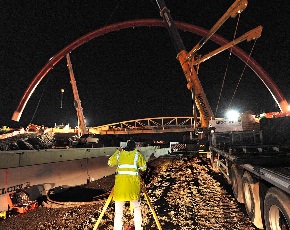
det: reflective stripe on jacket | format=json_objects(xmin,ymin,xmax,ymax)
[
  {"xmin": 116, "ymin": 150, "xmax": 141, "ymax": 175},
  {"xmin": 108, "ymin": 148, "xmax": 147, "ymax": 201}
]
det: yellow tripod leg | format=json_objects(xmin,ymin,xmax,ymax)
[
  {"xmin": 142, "ymin": 184, "xmax": 162, "ymax": 230},
  {"xmin": 93, "ymin": 187, "xmax": 114, "ymax": 230}
]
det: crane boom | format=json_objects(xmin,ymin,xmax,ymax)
[
  {"xmin": 188, "ymin": 0, "xmax": 248, "ymax": 57},
  {"xmin": 66, "ymin": 53, "xmax": 87, "ymax": 136},
  {"xmin": 193, "ymin": 26, "xmax": 263, "ymax": 65},
  {"xmin": 155, "ymin": 0, "xmax": 214, "ymax": 127},
  {"xmin": 155, "ymin": 0, "xmax": 262, "ymax": 128}
]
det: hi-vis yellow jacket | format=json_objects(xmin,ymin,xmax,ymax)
[{"xmin": 108, "ymin": 149, "xmax": 147, "ymax": 201}]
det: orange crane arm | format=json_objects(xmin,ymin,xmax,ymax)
[
  {"xmin": 66, "ymin": 53, "xmax": 87, "ymax": 135},
  {"xmin": 193, "ymin": 26, "xmax": 263, "ymax": 65},
  {"xmin": 155, "ymin": 0, "xmax": 263, "ymax": 127},
  {"xmin": 188, "ymin": 0, "xmax": 248, "ymax": 57},
  {"xmin": 155, "ymin": 0, "xmax": 214, "ymax": 127}
]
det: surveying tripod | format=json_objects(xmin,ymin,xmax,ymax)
[{"xmin": 93, "ymin": 182, "xmax": 162, "ymax": 230}]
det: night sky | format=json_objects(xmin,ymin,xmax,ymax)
[{"xmin": 1, "ymin": 0, "xmax": 289, "ymax": 128}]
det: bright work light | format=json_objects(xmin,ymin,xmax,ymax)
[{"xmin": 226, "ymin": 110, "xmax": 240, "ymax": 121}]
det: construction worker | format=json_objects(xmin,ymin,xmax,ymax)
[{"xmin": 108, "ymin": 140, "xmax": 147, "ymax": 230}]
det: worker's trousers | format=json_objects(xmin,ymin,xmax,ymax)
[{"xmin": 114, "ymin": 200, "xmax": 142, "ymax": 230}]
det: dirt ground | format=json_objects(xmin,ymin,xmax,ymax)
[{"xmin": 0, "ymin": 155, "xmax": 257, "ymax": 230}]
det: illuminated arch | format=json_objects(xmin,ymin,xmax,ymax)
[{"xmin": 12, "ymin": 19, "xmax": 288, "ymax": 121}]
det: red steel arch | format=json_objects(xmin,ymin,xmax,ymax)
[{"xmin": 12, "ymin": 19, "xmax": 288, "ymax": 121}]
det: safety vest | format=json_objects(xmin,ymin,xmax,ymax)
[{"xmin": 116, "ymin": 150, "xmax": 145, "ymax": 176}]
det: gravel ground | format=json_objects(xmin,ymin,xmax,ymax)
[{"xmin": 0, "ymin": 155, "xmax": 257, "ymax": 230}]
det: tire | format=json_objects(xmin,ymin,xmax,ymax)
[
  {"xmin": 264, "ymin": 187, "xmax": 290, "ymax": 230},
  {"xmin": 242, "ymin": 171, "xmax": 264, "ymax": 229},
  {"xmin": 230, "ymin": 165, "xmax": 244, "ymax": 203}
]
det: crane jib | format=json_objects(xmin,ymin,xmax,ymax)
[
  {"xmin": 156, "ymin": 0, "xmax": 185, "ymax": 53},
  {"xmin": 196, "ymin": 94, "xmax": 210, "ymax": 120},
  {"xmin": 156, "ymin": 0, "xmax": 213, "ymax": 127}
]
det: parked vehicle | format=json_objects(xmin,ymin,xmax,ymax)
[
  {"xmin": 78, "ymin": 134, "xmax": 99, "ymax": 145},
  {"xmin": 208, "ymin": 116, "xmax": 290, "ymax": 229}
]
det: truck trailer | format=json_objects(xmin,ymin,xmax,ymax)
[{"xmin": 208, "ymin": 116, "xmax": 290, "ymax": 229}]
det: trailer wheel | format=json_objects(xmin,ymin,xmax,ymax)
[
  {"xmin": 264, "ymin": 187, "xmax": 290, "ymax": 230},
  {"xmin": 230, "ymin": 165, "xmax": 244, "ymax": 203},
  {"xmin": 242, "ymin": 172, "xmax": 264, "ymax": 229}
]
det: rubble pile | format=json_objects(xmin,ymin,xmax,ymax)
[
  {"xmin": 0, "ymin": 133, "xmax": 54, "ymax": 151},
  {"xmin": 0, "ymin": 156, "xmax": 256, "ymax": 229}
]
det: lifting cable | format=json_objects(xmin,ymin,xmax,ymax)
[
  {"xmin": 29, "ymin": 77, "xmax": 50, "ymax": 124},
  {"xmin": 227, "ymin": 39, "xmax": 257, "ymax": 110},
  {"xmin": 29, "ymin": 0, "xmax": 119, "ymax": 125},
  {"xmin": 215, "ymin": 14, "xmax": 241, "ymax": 116},
  {"xmin": 103, "ymin": 0, "xmax": 120, "ymax": 27}
]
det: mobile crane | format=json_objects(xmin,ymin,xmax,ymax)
[
  {"xmin": 155, "ymin": 0, "xmax": 290, "ymax": 229},
  {"xmin": 66, "ymin": 53, "xmax": 87, "ymax": 136},
  {"xmin": 155, "ymin": 0, "xmax": 263, "ymax": 129}
]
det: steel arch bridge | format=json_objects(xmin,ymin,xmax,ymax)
[
  {"xmin": 89, "ymin": 116, "xmax": 198, "ymax": 135},
  {"xmin": 12, "ymin": 19, "xmax": 289, "ymax": 123}
]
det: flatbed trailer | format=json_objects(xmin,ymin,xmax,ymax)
[{"xmin": 208, "ymin": 121, "xmax": 290, "ymax": 229}]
